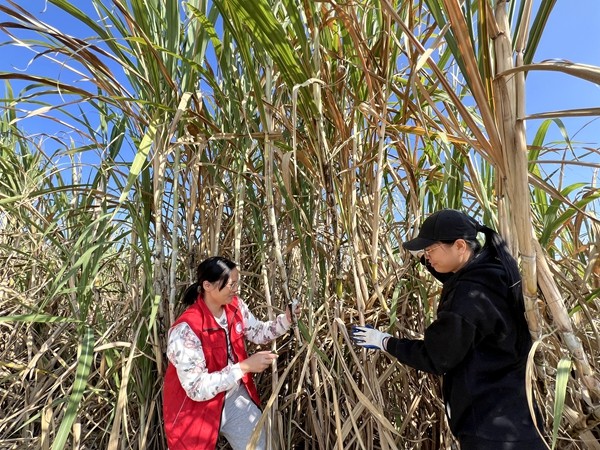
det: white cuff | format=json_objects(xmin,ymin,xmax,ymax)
[
  {"xmin": 231, "ymin": 363, "xmax": 244, "ymax": 381},
  {"xmin": 280, "ymin": 313, "xmax": 292, "ymax": 330}
]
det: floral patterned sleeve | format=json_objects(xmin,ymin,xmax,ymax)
[
  {"xmin": 166, "ymin": 322, "xmax": 244, "ymax": 402},
  {"xmin": 239, "ymin": 298, "xmax": 291, "ymax": 344}
]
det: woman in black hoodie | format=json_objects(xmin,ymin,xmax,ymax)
[{"xmin": 351, "ymin": 209, "xmax": 547, "ymax": 450}]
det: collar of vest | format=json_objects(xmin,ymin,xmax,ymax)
[{"xmin": 191, "ymin": 295, "xmax": 241, "ymax": 331}]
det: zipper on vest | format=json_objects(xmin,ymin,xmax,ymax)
[{"xmin": 227, "ymin": 305, "xmax": 241, "ymax": 363}]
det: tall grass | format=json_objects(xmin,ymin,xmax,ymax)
[{"xmin": 0, "ymin": 0, "xmax": 599, "ymax": 448}]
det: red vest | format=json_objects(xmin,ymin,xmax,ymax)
[{"xmin": 163, "ymin": 296, "xmax": 260, "ymax": 450}]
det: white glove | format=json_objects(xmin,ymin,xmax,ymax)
[{"xmin": 351, "ymin": 325, "xmax": 391, "ymax": 351}]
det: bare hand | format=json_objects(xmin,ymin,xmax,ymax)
[
  {"xmin": 239, "ymin": 351, "xmax": 278, "ymax": 374},
  {"xmin": 286, "ymin": 300, "xmax": 301, "ymax": 323}
]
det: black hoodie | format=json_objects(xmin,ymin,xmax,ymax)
[{"xmin": 386, "ymin": 248, "xmax": 541, "ymax": 441}]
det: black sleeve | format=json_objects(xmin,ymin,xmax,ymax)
[{"xmin": 385, "ymin": 311, "xmax": 477, "ymax": 375}]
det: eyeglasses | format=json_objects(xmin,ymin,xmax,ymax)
[
  {"xmin": 422, "ymin": 243, "xmax": 444, "ymax": 257},
  {"xmin": 225, "ymin": 280, "xmax": 240, "ymax": 291}
]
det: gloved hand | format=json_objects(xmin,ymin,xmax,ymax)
[{"xmin": 350, "ymin": 325, "xmax": 391, "ymax": 351}]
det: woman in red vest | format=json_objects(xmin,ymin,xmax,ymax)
[{"xmin": 163, "ymin": 256, "xmax": 298, "ymax": 450}]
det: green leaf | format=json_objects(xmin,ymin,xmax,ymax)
[
  {"xmin": 119, "ymin": 123, "xmax": 156, "ymax": 203},
  {"xmin": 0, "ymin": 313, "xmax": 78, "ymax": 324},
  {"xmin": 551, "ymin": 357, "xmax": 571, "ymax": 449},
  {"xmin": 52, "ymin": 326, "xmax": 94, "ymax": 450}
]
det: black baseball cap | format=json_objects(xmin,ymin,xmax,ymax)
[{"xmin": 402, "ymin": 209, "xmax": 480, "ymax": 251}]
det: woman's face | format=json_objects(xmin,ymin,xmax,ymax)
[
  {"xmin": 203, "ymin": 268, "xmax": 240, "ymax": 308},
  {"xmin": 424, "ymin": 241, "xmax": 470, "ymax": 273}
]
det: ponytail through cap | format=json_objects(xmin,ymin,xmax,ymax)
[{"xmin": 478, "ymin": 224, "xmax": 523, "ymax": 306}]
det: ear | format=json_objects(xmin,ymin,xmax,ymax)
[
  {"xmin": 202, "ymin": 280, "xmax": 214, "ymax": 292},
  {"xmin": 455, "ymin": 239, "xmax": 469, "ymax": 253}
]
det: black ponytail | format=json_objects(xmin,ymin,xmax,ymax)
[
  {"xmin": 182, "ymin": 282, "xmax": 201, "ymax": 305},
  {"xmin": 477, "ymin": 224, "xmax": 524, "ymax": 306},
  {"xmin": 181, "ymin": 256, "xmax": 237, "ymax": 305}
]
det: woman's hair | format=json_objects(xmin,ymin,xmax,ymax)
[
  {"xmin": 477, "ymin": 224, "xmax": 523, "ymax": 303},
  {"xmin": 444, "ymin": 224, "xmax": 522, "ymax": 304},
  {"xmin": 441, "ymin": 237, "xmax": 481, "ymax": 254},
  {"xmin": 182, "ymin": 256, "xmax": 237, "ymax": 305}
]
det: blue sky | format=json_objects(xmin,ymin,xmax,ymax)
[
  {"xmin": 1, "ymin": 0, "xmax": 599, "ymax": 170},
  {"xmin": 527, "ymin": 0, "xmax": 600, "ymax": 142},
  {"xmin": 524, "ymin": 0, "xmax": 600, "ymax": 187}
]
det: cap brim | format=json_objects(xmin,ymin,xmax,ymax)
[{"xmin": 402, "ymin": 237, "xmax": 437, "ymax": 251}]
